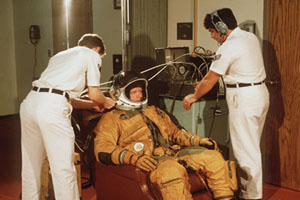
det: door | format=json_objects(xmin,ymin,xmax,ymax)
[{"xmin": 263, "ymin": 0, "xmax": 300, "ymax": 191}]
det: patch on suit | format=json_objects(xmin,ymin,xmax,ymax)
[
  {"xmin": 212, "ymin": 54, "xmax": 221, "ymax": 61},
  {"xmin": 133, "ymin": 142, "xmax": 144, "ymax": 152}
]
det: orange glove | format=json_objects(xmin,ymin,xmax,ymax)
[
  {"xmin": 119, "ymin": 151, "xmax": 158, "ymax": 172},
  {"xmin": 192, "ymin": 136, "xmax": 218, "ymax": 150},
  {"xmin": 133, "ymin": 155, "xmax": 158, "ymax": 172},
  {"xmin": 199, "ymin": 137, "xmax": 213, "ymax": 146}
]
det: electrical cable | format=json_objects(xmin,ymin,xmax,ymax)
[
  {"xmin": 80, "ymin": 151, "xmax": 93, "ymax": 189},
  {"xmin": 148, "ymin": 64, "xmax": 176, "ymax": 81},
  {"xmin": 220, "ymin": 76, "xmax": 226, "ymax": 97},
  {"xmin": 100, "ymin": 80, "xmax": 113, "ymax": 86},
  {"xmin": 206, "ymin": 92, "xmax": 231, "ymax": 149},
  {"xmin": 195, "ymin": 102, "xmax": 202, "ymax": 135},
  {"xmin": 207, "ymin": 95, "xmax": 219, "ymax": 138},
  {"xmin": 140, "ymin": 63, "xmax": 169, "ymax": 74},
  {"xmin": 219, "ymin": 76, "xmax": 230, "ymax": 144},
  {"xmin": 77, "ymin": 61, "xmax": 178, "ymax": 98},
  {"xmin": 171, "ymin": 61, "xmax": 202, "ymax": 77},
  {"xmin": 72, "ymin": 114, "xmax": 96, "ymax": 189},
  {"xmin": 32, "ymin": 43, "xmax": 37, "ymax": 81},
  {"xmin": 193, "ymin": 54, "xmax": 210, "ymax": 70},
  {"xmin": 169, "ymin": 72, "xmax": 189, "ymax": 114},
  {"xmin": 193, "ymin": 46, "xmax": 206, "ymax": 54},
  {"xmin": 81, "ymin": 49, "xmax": 212, "ymax": 97},
  {"xmin": 171, "ymin": 53, "xmax": 190, "ymax": 62},
  {"xmin": 141, "ymin": 54, "xmax": 199, "ymax": 82},
  {"xmin": 75, "ymin": 140, "xmax": 84, "ymax": 153},
  {"xmin": 198, "ymin": 62, "xmax": 209, "ymax": 75},
  {"xmin": 188, "ymin": 48, "xmax": 227, "ymax": 140}
]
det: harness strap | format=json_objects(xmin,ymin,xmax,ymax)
[{"xmin": 139, "ymin": 111, "xmax": 176, "ymax": 156}]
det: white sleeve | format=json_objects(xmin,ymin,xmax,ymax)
[
  {"xmin": 87, "ymin": 53, "xmax": 102, "ymax": 87},
  {"xmin": 209, "ymin": 44, "xmax": 234, "ymax": 75}
]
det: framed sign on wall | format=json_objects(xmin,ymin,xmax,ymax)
[{"xmin": 114, "ymin": 0, "xmax": 121, "ymax": 9}]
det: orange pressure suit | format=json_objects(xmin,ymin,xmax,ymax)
[{"xmin": 94, "ymin": 106, "xmax": 237, "ymax": 200}]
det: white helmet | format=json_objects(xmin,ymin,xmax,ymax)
[{"xmin": 110, "ymin": 71, "xmax": 148, "ymax": 110}]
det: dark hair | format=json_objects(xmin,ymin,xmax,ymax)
[
  {"xmin": 204, "ymin": 8, "xmax": 237, "ymax": 31},
  {"xmin": 78, "ymin": 33, "xmax": 106, "ymax": 55}
]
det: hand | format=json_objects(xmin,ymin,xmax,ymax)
[
  {"xmin": 134, "ymin": 155, "xmax": 158, "ymax": 172},
  {"xmin": 103, "ymin": 97, "xmax": 116, "ymax": 109},
  {"xmin": 93, "ymin": 105, "xmax": 105, "ymax": 112},
  {"xmin": 200, "ymin": 138, "xmax": 218, "ymax": 150},
  {"xmin": 183, "ymin": 94, "xmax": 198, "ymax": 110},
  {"xmin": 200, "ymin": 138, "xmax": 213, "ymax": 146}
]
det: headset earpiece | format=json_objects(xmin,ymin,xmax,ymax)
[{"xmin": 211, "ymin": 10, "xmax": 228, "ymax": 35}]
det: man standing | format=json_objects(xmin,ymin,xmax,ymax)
[
  {"xmin": 183, "ymin": 8, "xmax": 269, "ymax": 200},
  {"xmin": 20, "ymin": 33, "xmax": 115, "ymax": 200}
]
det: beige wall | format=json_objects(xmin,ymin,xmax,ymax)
[
  {"xmin": 168, "ymin": 0, "xmax": 195, "ymax": 49},
  {"xmin": 0, "ymin": 0, "xmax": 18, "ymax": 115},
  {"xmin": 0, "ymin": 0, "xmax": 121, "ymax": 116},
  {"xmin": 0, "ymin": 0, "xmax": 54, "ymax": 116},
  {"xmin": 93, "ymin": 0, "xmax": 122, "ymax": 83},
  {"xmin": 13, "ymin": 0, "xmax": 53, "ymax": 112},
  {"xmin": 168, "ymin": 0, "xmax": 264, "ymax": 52}
]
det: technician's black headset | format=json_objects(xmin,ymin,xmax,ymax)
[{"xmin": 210, "ymin": 10, "xmax": 228, "ymax": 35}]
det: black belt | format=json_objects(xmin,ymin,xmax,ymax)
[
  {"xmin": 226, "ymin": 81, "xmax": 265, "ymax": 88},
  {"xmin": 32, "ymin": 86, "xmax": 69, "ymax": 99}
]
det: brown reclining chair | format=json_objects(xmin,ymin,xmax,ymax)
[{"xmin": 94, "ymin": 163, "xmax": 212, "ymax": 200}]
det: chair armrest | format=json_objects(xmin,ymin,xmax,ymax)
[
  {"xmin": 97, "ymin": 164, "xmax": 146, "ymax": 182},
  {"xmin": 188, "ymin": 172, "xmax": 208, "ymax": 194},
  {"xmin": 95, "ymin": 162, "xmax": 160, "ymax": 200}
]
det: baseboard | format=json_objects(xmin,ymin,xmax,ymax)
[{"xmin": 0, "ymin": 114, "xmax": 20, "ymax": 120}]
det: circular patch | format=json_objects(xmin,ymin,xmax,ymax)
[{"xmin": 133, "ymin": 142, "xmax": 144, "ymax": 152}]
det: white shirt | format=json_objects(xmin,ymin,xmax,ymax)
[
  {"xmin": 210, "ymin": 27, "xmax": 266, "ymax": 84},
  {"xmin": 33, "ymin": 46, "xmax": 101, "ymax": 98}
]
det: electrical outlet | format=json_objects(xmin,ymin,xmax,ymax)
[{"xmin": 113, "ymin": 54, "xmax": 122, "ymax": 74}]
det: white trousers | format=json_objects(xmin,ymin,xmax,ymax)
[
  {"xmin": 20, "ymin": 91, "xmax": 79, "ymax": 200},
  {"xmin": 226, "ymin": 84, "xmax": 269, "ymax": 199}
]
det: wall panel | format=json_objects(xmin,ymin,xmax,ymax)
[{"xmin": 263, "ymin": 0, "xmax": 300, "ymax": 191}]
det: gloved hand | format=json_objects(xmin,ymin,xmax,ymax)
[
  {"xmin": 133, "ymin": 154, "xmax": 158, "ymax": 172},
  {"xmin": 201, "ymin": 138, "xmax": 219, "ymax": 150},
  {"xmin": 199, "ymin": 137, "xmax": 213, "ymax": 146},
  {"xmin": 116, "ymin": 150, "xmax": 158, "ymax": 172},
  {"xmin": 192, "ymin": 136, "xmax": 218, "ymax": 150}
]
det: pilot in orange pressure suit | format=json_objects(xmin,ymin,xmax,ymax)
[{"xmin": 94, "ymin": 71, "xmax": 238, "ymax": 200}]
